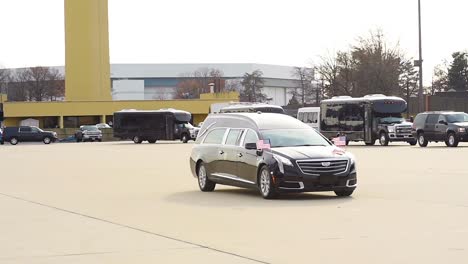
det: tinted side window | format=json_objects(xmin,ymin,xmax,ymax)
[
  {"xmin": 321, "ymin": 104, "xmax": 342, "ymax": 131},
  {"xmin": 426, "ymin": 114, "xmax": 439, "ymax": 124},
  {"xmin": 19, "ymin": 127, "xmax": 32, "ymax": 132},
  {"xmin": 243, "ymin": 130, "xmax": 258, "ymax": 145},
  {"xmin": 414, "ymin": 114, "xmax": 427, "ymax": 126},
  {"xmin": 297, "ymin": 112, "xmax": 304, "ymax": 122},
  {"xmin": 225, "ymin": 129, "xmax": 242, "ymax": 145},
  {"xmin": 203, "ymin": 129, "xmax": 226, "ymax": 144},
  {"xmin": 438, "ymin": 115, "xmax": 447, "ymax": 123}
]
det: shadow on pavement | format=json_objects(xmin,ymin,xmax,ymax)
[{"xmin": 165, "ymin": 188, "xmax": 354, "ymax": 208}]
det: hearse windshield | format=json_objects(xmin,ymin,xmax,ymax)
[
  {"xmin": 447, "ymin": 113, "xmax": 468, "ymax": 123},
  {"xmin": 261, "ymin": 129, "xmax": 331, "ymax": 148}
]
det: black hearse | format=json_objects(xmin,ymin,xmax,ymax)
[
  {"xmin": 190, "ymin": 112, "xmax": 357, "ymax": 199},
  {"xmin": 113, "ymin": 109, "xmax": 194, "ymax": 144},
  {"xmin": 320, "ymin": 94, "xmax": 416, "ymax": 146}
]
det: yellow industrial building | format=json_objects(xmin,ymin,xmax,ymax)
[{"xmin": 1, "ymin": 0, "xmax": 237, "ymax": 130}]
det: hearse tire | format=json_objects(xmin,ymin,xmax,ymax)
[{"xmin": 334, "ymin": 189, "xmax": 354, "ymax": 197}]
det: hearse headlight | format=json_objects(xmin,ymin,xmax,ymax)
[
  {"xmin": 388, "ymin": 126, "xmax": 395, "ymax": 133},
  {"xmin": 458, "ymin": 128, "xmax": 466, "ymax": 133},
  {"xmin": 273, "ymin": 155, "xmax": 293, "ymax": 174}
]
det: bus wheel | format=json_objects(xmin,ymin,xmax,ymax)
[
  {"xmin": 379, "ymin": 132, "xmax": 389, "ymax": 146},
  {"xmin": 133, "ymin": 136, "xmax": 143, "ymax": 144}
]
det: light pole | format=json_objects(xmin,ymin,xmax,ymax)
[{"xmin": 417, "ymin": 0, "xmax": 424, "ymax": 113}]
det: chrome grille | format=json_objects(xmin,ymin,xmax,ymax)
[
  {"xmin": 296, "ymin": 159, "xmax": 348, "ymax": 175},
  {"xmin": 396, "ymin": 126, "xmax": 412, "ymax": 134}
]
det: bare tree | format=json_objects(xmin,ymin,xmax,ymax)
[
  {"xmin": 175, "ymin": 67, "xmax": 225, "ymax": 99},
  {"xmin": 431, "ymin": 63, "xmax": 449, "ymax": 95},
  {"xmin": 224, "ymin": 79, "xmax": 242, "ymax": 92},
  {"xmin": 6, "ymin": 67, "xmax": 64, "ymax": 102},
  {"xmin": 0, "ymin": 67, "xmax": 10, "ymax": 94},
  {"xmin": 318, "ymin": 30, "xmax": 409, "ymax": 98},
  {"xmin": 290, "ymin": 67, "xmax": 314, "ymax": 106}
]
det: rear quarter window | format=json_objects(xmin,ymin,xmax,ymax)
[
  {"xmin": 414, "ymin": 114, "xmax": 427, "ymax": 127},
  {"xmin": 203, "ymin": 128, "xmax": 226, "ymax": 144}
]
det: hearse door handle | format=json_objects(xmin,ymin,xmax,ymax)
[
  {"xmin": 237, "ymin": 153, "xmax": 243, "ymax": 158},
  {"xmin": 219, "ymin": 150, "xmax": 224, "ymax": 155}
]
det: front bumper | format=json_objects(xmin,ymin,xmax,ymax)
[
  {"xmin": 456, "ymin": 130, "xmax": 468, "ymax": 142},
  {"xmin": 83, "ymin": 135, "xmax": 102, "ymax": 140},
  {"xmin": 388, "ymin": 133, "xmax": 415, "ymax": 142},
  {"xmin": 271, "ymin": 163, "xmax": 357, "ymax": 193}
]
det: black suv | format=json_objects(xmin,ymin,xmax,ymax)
[
  {"xmin": 2, "ymin": 126, "xmax": 58, "ymax": 145},
  {"xmin": 412, "ymin": 111, "xmax": 468, "ymax": 147},
  {"xmin": 190, "ymin": 113, "xmax": 357, "ymax": 199}
]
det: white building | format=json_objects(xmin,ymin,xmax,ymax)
[
  {"xmin": 9, "ymin": 63, "xmax": 307, "ymax": 106},
  {"xmin": 109, "ymin": 63, "xmax": 303, "ymax": 106}
]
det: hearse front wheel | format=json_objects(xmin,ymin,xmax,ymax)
[
  {"xmin": 334, "ymin": 189, "xmax": 354, "ymax": 197},
  {"xmin": 258, "ymin": 166, "xmax": 278, "ymax": 199}
]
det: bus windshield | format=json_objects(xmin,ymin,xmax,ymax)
[{"xmin": 378, "ymin": 116, "xmax": 406, "ymax": 124}]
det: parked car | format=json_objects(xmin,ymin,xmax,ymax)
[
  {"xmin": 2, "ymin": 126, "xmax": 58, "ymax": 145},
  {"xmin": 412, "ymin": 111, "xmax": 468, "ymax": 147},
  {"xmin": 75, "ymin": 125, "xmax": 103, "ymax": 142},
  {"xmin": 190, "ymin": 113, "xmax": 357, "ymax": 199},
  {"xmin": 96, "ymin": 123, "xmax": 112, "ymax": 129}
]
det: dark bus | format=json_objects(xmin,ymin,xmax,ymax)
[
  {"xmin": 113, "ymin": 109, "xmax": 195, "ymax": 144},
  {"xmin": 320, "ymin": 95, "xmax": 416, "ymax": 146},
  {"xmin": 219, "ymin": 103, "xmax": 285, "ymax": 114}
]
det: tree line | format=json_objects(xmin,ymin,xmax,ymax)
[
  {"xmin": 2, "ymin": 29, "xmax": 466, "ymax": 105},
  {"xmin": 0, "ymin": 66, "xmax": 64, "ymax": 101}
]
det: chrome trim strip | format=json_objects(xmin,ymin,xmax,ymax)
[
  {"xmin": 279, "ymin": 181, "xmax": 305, "ymax": 190},
  {"xmin": 211, "ymin": 173, "xmax": 255, "ymax": 185},
  {"xmin": 346, "ymin": 179, "xmax": 358, "ymax": 188}
]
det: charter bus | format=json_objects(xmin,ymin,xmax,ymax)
[
  {"xmin": 219, "ymin": 103, "xmax": 285, "ymax": 114},
  {"xmin": 320, "ymin": 94, "xmax": 416, "ymax": 146},
  {"xmin": 113, "ymin": 108, "xmax": 197, "ymax": 144}
]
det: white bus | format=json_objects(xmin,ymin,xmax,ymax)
[{"xmin": 297, "ymin": 107, "xmax": 320, "ymax": 130}]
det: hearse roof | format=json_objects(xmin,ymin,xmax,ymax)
[{"xmin": 209, "ymin": 112, "xmax": 309, "ymax": 130}]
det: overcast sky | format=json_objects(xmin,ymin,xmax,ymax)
[{"xmin": 1, "ymin": 0, "xmax": 467, "ymax": 85}]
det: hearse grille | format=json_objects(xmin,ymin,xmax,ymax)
[{"xmin": 296, "ymin": 159, "xmax": 348, "ymax": 175}]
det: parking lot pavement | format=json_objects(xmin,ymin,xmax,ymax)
[{"xmin": 1, "ymin": 141, "xmax": 467, "ymax": 264}]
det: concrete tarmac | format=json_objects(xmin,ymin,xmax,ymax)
[{"xmin": 0, "ymin": 141, "xmax": 467, "ymax": 264}]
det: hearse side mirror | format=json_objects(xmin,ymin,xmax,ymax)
[
  {"xmin": 439, "ymin": 120, "xmax": 447, "ymax": 125},
  {"xmin": 245, "ymin": 143, "xmax": 257, "ymax": 150}
]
